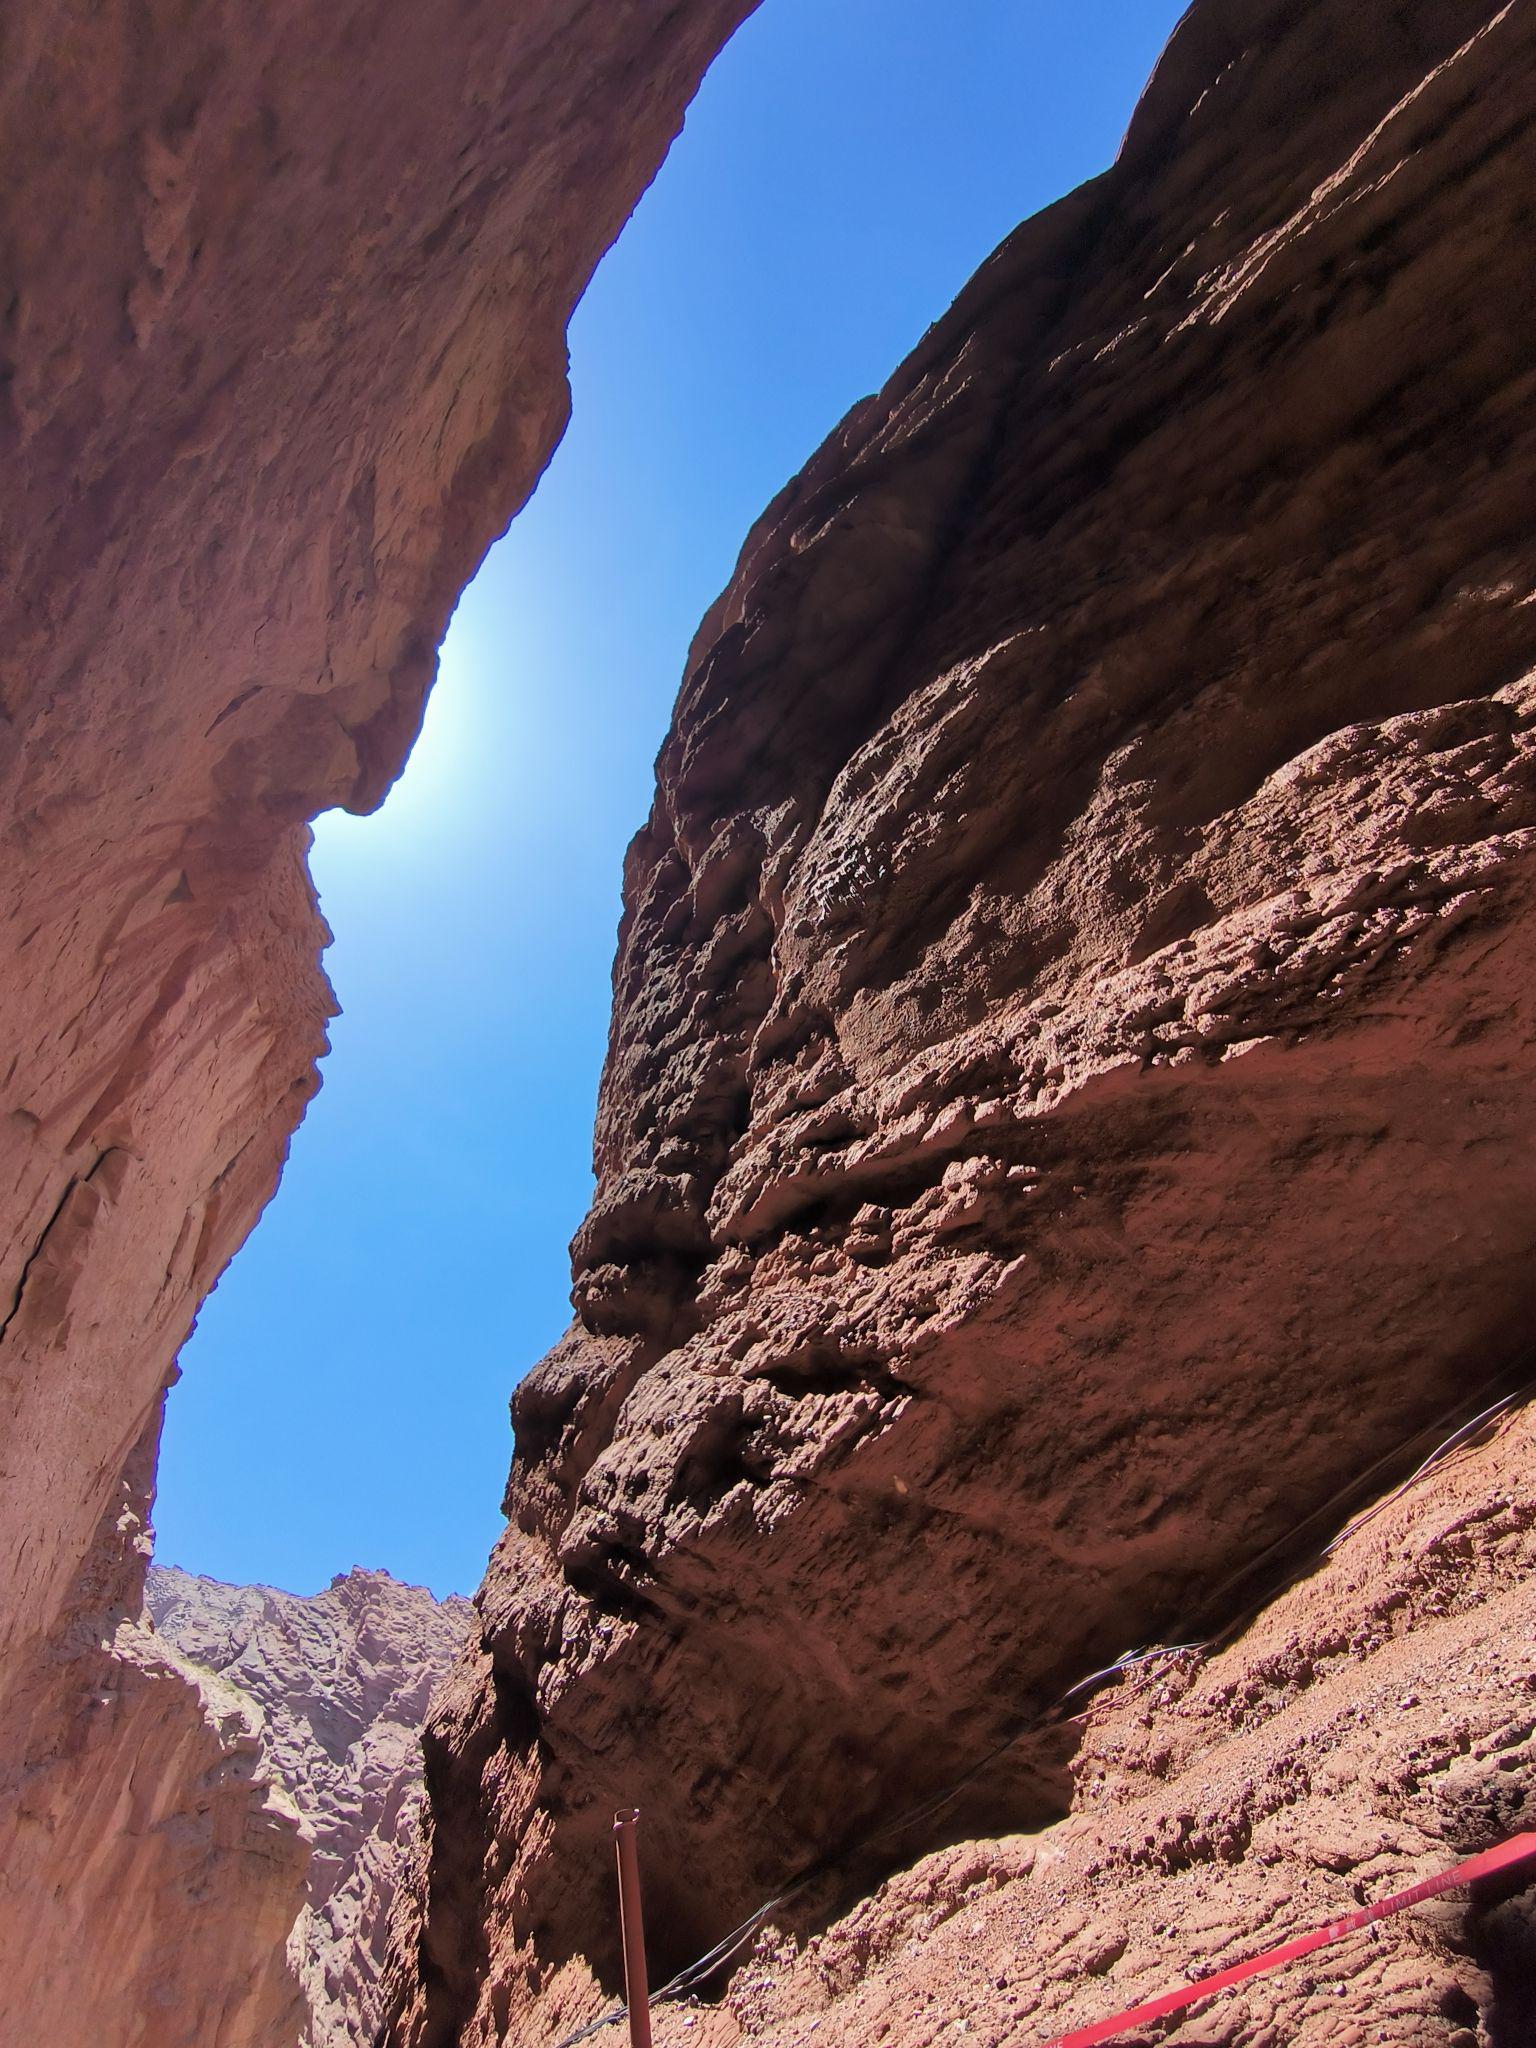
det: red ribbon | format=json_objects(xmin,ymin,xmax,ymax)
[{"xmin": 1041, "ymin": 1830, "xmax": 1536, "ymax": 2047}]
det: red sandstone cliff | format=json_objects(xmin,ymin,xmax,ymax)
[
  {"xmin": 146, "ymin": 1566, "xmax": 471, "ymax": 2046},
  {"xmin": 10, "ymin": 2, "xmax": 1536, "ymax": 2043},
  {"xmin": 388, "ymin": 3, "xmax": 1536, "ymax": 2042},
  {"xmin": 0, "ymin": 3, "xmax": 755, "ymax": 2041}
]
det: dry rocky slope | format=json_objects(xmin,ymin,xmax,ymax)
[
  {"xmin": 389, "ymin": 2, "xmax": 1536, "ymax": 2043},
  {"xmin": 146, "ymin": 1566, "xmax": 471, "ymax": 2048},
  {"xmin": 0, "ymin": 3, "xmax": 756, "ymax": 2043},
  {"xmin": 640, "ymin": 1404, "xmax": 1536, "ymax": 2048}
]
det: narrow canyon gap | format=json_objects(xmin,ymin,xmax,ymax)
[
  {"xmin": 5, "ymin": 2, "xmax": 1536, "ymax": 2047},
  {"xmin": 148, "ymin": 0, "xmax": 1189, "ymax": 1608}
]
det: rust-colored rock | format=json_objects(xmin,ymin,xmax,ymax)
[
  {"xmin": 146, "ymin": 1566, "xmax": 472, "ymax": 2046},
  {"xmin": 0, "ymin": 2, "xmax": 754, "ymax": 2039},
  {"xmin": 392, "ymin": 2, "xmax": 1536, "ymax": 2042},
  {"xmin": 643, "ymin": 1404, "xmax": 1536, "ymax": 2048}
]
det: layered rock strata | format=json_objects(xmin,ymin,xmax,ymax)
[
  {"xmin": 1, "ymin": 2, "xmax": 754, "ymax": 2040},
  {"xmin": 146, "ymin": 1565, "xmax": 472, "ymax": 2046},
  {"xmin": 393, "ymin": 2, "xmax": 1536, "ymax": 2041}
]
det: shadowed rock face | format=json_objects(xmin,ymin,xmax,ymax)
[
  {"xmin": 393, "ymin": 2, "xmax": 1536, "ymax": 2040},
  {"xmin": 623, "ymin": 1405, "xmax": 1536, "ymax": 2048},
  {"xmin": 146, "ymin": 1567, "xmax": 473, "ymax": 2047},
  {"xmin": 0, "ymin": 2, "xmax": 755, "ymax": 2041}
]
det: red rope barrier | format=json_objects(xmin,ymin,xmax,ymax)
[{"xmin": 1040, "ymin": 1831, "xmax": 1536, "ymax": 2047}]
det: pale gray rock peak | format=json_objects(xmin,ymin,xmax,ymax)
[{"xmin": 146, "ymin": 1563, "xmax": 472, "ymax": 2046}]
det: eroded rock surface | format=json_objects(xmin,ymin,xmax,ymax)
[
  {"xmin": 392, "ymin": 2, "xmax": 1536, "ymax": 2041},
  {"xmin": 636, "ymin": 1406, "xmax": 1536, "ymax": 2048},
  {"xmin": 1, "ymin": 1, "xmax": 754, "ymax": 2040},
  {"xmin": 147, "ymin": 1565, "xmax": 472, "ymax": 2046}
]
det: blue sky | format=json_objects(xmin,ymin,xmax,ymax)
[{"xmin": 154, "ymin": 0, "xmax": 1188, "ymax": 1598}]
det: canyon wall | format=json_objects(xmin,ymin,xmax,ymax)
[
  {"xmin": 146, "ymin": 1566, "xmax": 472, "ymax": 2046},
  {"xmin": 0, "ymin": 2, "xmax": 756, "ymax": 2041},
  {"xmin": 390, "ymin": 1, "xmax": 1536, "ymax": 2041}
]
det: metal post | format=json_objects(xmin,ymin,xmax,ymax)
[{"xmin": 613, "ymin": 1807, "xmax": 653, "ymax": 2048}]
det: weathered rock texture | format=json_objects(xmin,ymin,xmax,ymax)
[
  {"xmin": 626, "ymin": 1403, "xmax": 1536, "ymax": 2048},
  {"xmin": 0, "ymin": 2, "xmax": 754, "ymax": 2041},
  {"xmin": 392, "ymin": 2, "xmax": 1536, "ymax": 2042},
  {"xmin": 146, "ymin": 1565, "xmax": 472, "ymax": 2046}
]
